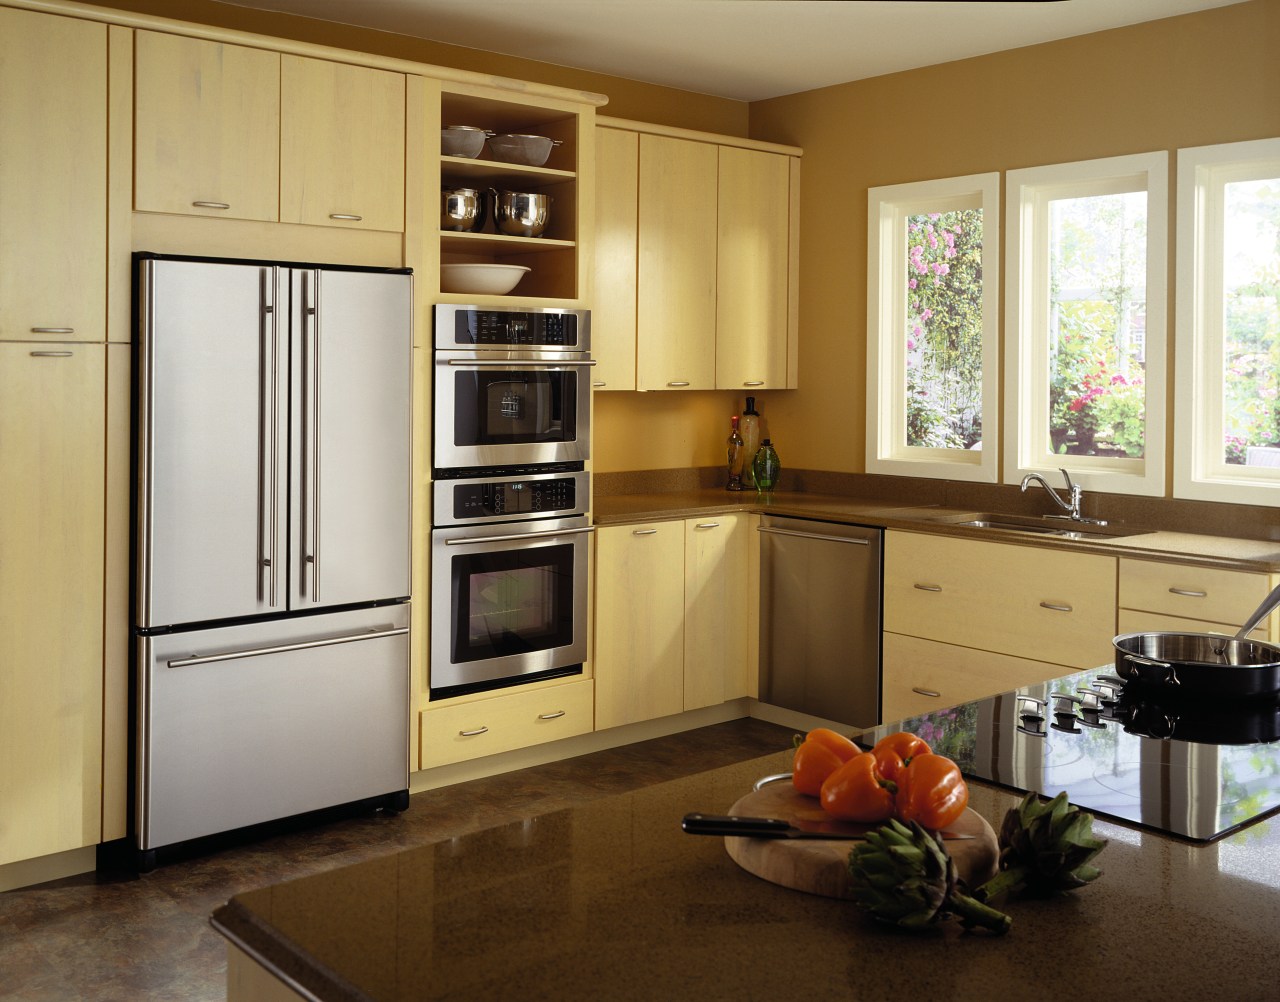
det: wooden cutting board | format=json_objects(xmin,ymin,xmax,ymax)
[{"xmin": 723, "ymin": 781, "xmax": 999, "ymax": 899}]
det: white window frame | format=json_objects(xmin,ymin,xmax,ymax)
[
  {"xmin": 1175, "ymin": 137, "xmax": 1280, "ymax": 506},
  {"xmin": 1005, "ymin": 152, "xmax": 1168, "ymax": 497},
  {"xmin": 866, "ymin": 173, "xmax": 1000, "ymax": 482}
]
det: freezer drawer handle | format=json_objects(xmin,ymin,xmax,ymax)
[
  {"xmin": 165, "ymin": 625, "xmax": 408, "ymax": 668},
  {"xmin": 444, "ymin": 526, "xmax": 596, "ymax": 546},
  {"xmin": 1169, "ymin": 588, "xmax": 1208, "ymax": 598},
  {"xmin": 757, "ymin": 526, "xmax": 872, "ymax": 545}
]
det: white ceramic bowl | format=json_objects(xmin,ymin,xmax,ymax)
[{"xmin": 440, "ymin": 263, "xmax": 530, "ymax": 295}]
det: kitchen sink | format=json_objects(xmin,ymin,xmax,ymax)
[{"xmin": 934, "ymin": 512, "xmax": 1150, "ymax": 539}]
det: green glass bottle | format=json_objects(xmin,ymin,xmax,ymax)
[{"xmin": 752, "ymin": 439, "xmax": 780, "ymax": 493}]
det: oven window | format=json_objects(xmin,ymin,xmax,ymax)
[
  {"xmin": 452, "ymin": 369, "xmax": 577, "ymax": 446},
  {"xmin": 450, "ymin": 543, "xmax": 575, "ymax": 662}
]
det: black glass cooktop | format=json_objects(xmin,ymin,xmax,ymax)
[{"xmin": 860, "ymin": 668, "xmax": 1280, "ymax": 843}]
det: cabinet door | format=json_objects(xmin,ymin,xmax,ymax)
[
  {"xmin": 134, "ymin": 31, "xmax": 280, "ymax": 221},
  {"xmin": 1118, "ymin": 558, "xmax": 1275, "ymax": 633},
  {"xmin": 591, "ymin": 127, "xmax": 638, "ymax": 391},
  {"xmin": 636, "ymin": 134, "xmax": 717, "ymax": 390},
  {"xmin": 0, "ymin": 345, "xmax": 105, "ymax": 865},
  {"xmin": 593, "ymin": 523, "xmax": 685, "ymax": 728},
  {"xmin": 716, "ymin": 147, "xmax": 791, "ymax": 390},
  {"xmin": 685, "ymin": 515, "xmax": 749, "ymax": 709},
  {"xmin": 0, "ymin": 8, "xmax": 105, "ymax": 343},
  {"xmin": 280, "ymin": 56, "xmax": 406, "ymax": 231}
]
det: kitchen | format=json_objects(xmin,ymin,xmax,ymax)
[{"xmin": 1, "ymin": 0, "xmax": 1279, "ymax": 997}]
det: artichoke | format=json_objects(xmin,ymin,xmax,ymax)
[
  {"xmin": 976, "ymin": 791, "xmax": 1108, "ymax": 901},
  {"xmin": 846, "ymin": 818, "xmax": 1012, "ymax": 934}
]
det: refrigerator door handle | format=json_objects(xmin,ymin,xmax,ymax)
[
  {"xmin": 165, "ymin": 625, "xmax": 409, "ymax": 668},
  {"xmin": 301, "ymin": 269, "xmax": 322, "ymax": 603},
  {"xmin": 260, "ymin": 267, "xmax": 282, "ymax": 607}
]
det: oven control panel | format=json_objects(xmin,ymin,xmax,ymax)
[
  {"xmin": 435, "ymin": 304, "xmax": 591, "ymax": 350},
  {"xmin": 434, "ymin": 469, "xmax": 589, "ymax": 526}
]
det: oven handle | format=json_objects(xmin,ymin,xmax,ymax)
[
  {"xmin": 446, "ymin": 359, "xmax": 598, "ymax": 367},
  {"xmin": 444, "ymin": 526, "xmax": 596, "ymax": 546}
]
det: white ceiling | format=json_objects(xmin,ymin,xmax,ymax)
[{"xmin": 222, "ymin": 0, "xmax": 1248, "ymax": 102}]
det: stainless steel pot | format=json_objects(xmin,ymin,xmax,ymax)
[
  {"xmin": 490, "ymin": 189, "xmax": 551, "ymax": 237},
  {"xmin": 441, "ymin": 187, "xmax": 486, "ymax": 232},
  {"xmin": 1113, "ymin": 632, "xmax": 1280, "ymax": 698}
]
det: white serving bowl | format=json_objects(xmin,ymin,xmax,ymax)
[{"xmin": 440, "ymin": 263, "xmax": 530, "ymax": 295}]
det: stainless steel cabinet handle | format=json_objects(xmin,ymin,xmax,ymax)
[
  {"xmin": 631, "ymin": 528, "xmax": 658, "ymax": 536},
  {"xmin": 29, "ymin": 350, "xmax": 73, "ymax": 357},
  {"xmin": 459, "ymin": 726, "xmax": 489, "ymax": 737},
  {"xmin": 693, "ymin": 522, "xmax": 720, "ymax": 529},
  {"xmin": 913, "ymin": 583, "xmax": 943, "ymax": 592},
  {"xmin": 447, "ymin": 358, "xmax": 598, "ymax": 367},
  {"xmin": 757, "ymin": 526, "xmax": 871, "ymax": 545},
  {"xmin": 1039, "ymin": 601, "xmax": 1073, "ymax": 612},
  {"xmin": 667, "ymin": 380, "xmax": 691, "ymax": 387},
  {"xmin": 912, "ymin": 687, "xmax": 941, "ymax": 698},
  {"xmin": 445, "ymin": 525, "xmax": 596, "ymax": 546},
  {"xmin": 538, "ymin": 710, "xmax": 566, "ymax": 720},
  {"xmin": 592, "ymin": 380, "xmax": 606, "ymax": 387},
  {"xmin": 166, "ymin": 625, "xmax": 408, "ymax": 668},
  {"xmin": 329, "ymin": 213, "xmax": 363, "ymax": 221},
  {"xmin": 1169, "ymin": 588, "xmax": 1208, "ymax": 598},
  {"xmin": 192, "ymin": 200, "xmax": 230, "ymax": 209},
  {"xmin": 29, "ymin": 327, "xmax": 74, "ymax": 334},
  {"xmin": 743, "ymin": 380, "xmax": 764, "ymax": 387}
]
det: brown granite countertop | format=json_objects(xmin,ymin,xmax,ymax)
[
  {"xmin": 212, "ymin": 742, "xmax": 1280, "ymax": 1000},
  {"xmin": 592, "ymin": 489, "xmax": 1280, "ymax": 572}
]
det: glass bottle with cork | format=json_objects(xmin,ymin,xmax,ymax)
[
  {"xmin": 739, "ymin": 397, "xmax": 761, "ymax": 489},
  {"xmin": 725, "ymin": 415, "xmax": 745, "ymax": 491}
]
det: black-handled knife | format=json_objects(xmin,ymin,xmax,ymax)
[{"xmin": 681, "ymin": 812, "xmax": 974, "ymax": 841}]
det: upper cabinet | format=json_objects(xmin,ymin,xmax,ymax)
[
  {"xmin": 134, "ymin": 32, "xmax": 280, "ymax": 222},
  {"xmin": 134, "ymin": 34, "xmax": 405, "ymax": 232},
  {"xmin": 436, "ymin": 85, "xmax": 591, "ymax": 303},
  {"xmin": 593, "ymin": 118, "xmax": 801, "ymax": 391},
  {"xmin": 0, "ymin": 7, "xmax": 107, "ymax": 343}
]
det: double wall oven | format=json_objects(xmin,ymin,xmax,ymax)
[{"xmin": 430, "ymin": 305, "xmax": 593, "ymax": 700}]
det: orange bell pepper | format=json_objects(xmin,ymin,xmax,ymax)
[
  {"xmin": 870, "ymin": 731, "xmax": 932, "ymax": 783},
  {"xmin": 894, "ymin": 751, "xmax": 969, "ymax": 830},
  {"xmin": 805, "ymin": 727, "xmax": 861, "ymax": 763},
  {"xmin": 818, "ymin": 752, "xmax": 895, "ymax": 823},
  {"xmin": 791, "ymin": 738, "xmax": 845, "ymax": 796}
]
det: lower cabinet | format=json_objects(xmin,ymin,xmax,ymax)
[
  {"xmin": 1117, "ymin": 557, "xmax": 1277, "ymax": 640},
  {"xmin": 419, "ymin": 679, "xmax": 594, "ymax": 770},
  {"xmin": 594, "ymin": 515, "xmax": 751, "ymax": 729}
]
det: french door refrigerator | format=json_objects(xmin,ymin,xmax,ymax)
[{"xmin": 132, "ymin": 253, "xmax": 412, "ymax": 867}]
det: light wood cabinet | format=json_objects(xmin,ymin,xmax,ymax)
[
  {"xmin": 134, "ymin": 31, "xmax": 280, "ymax": 221},
  {"xmin": 882, "ymin": 531, "xmax": 1117, "ymax": 714},
  {"xmin": 1117, "ymin": 558, "xmax": 1276, "ymax": 639},
  {"xmin": 0, "ymin": 7, "xmax": 106, "ymax": 343},
  {"xmin": 280, "ymin": 55, "xmax": 406, "ymax": 231},
  {"xmin": 594, "ymin": 516, "xmax": 751, "ymax": 728},
  {"xmin": 419, "ymin": 679, "xmax": 594, "ymax": 769},
  {"xmin": 590, "ymin": 126, "xmax": 638, "ymax": 391},
  {"xmin": 0, "ymin": 345, "xmax": 105, "ymax": 866}
]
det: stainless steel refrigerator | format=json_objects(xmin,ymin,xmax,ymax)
[{"xmin": 132, "ymin": 254, "xmax": 412, "ymax": 866}]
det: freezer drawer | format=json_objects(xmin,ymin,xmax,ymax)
[{"xmin": 137, "ymin": 605, "xmax": 409, "ymax": 851}]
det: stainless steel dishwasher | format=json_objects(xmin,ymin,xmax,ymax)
[{"xmin": 758, "ymin": 515, "xmax": 883, "ymax": 727}]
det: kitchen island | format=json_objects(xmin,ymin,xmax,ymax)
[{"xmin": 213, "ymin": 731, "xmax": 1280, "ymax": 1000}]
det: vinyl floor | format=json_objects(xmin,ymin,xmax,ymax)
[{"xmin": 0, "ymin": 718, "xmax": 793, "ymax": 1001}]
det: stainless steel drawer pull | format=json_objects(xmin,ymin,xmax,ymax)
[
  {"xmin": 592, "ymin": 380, "xmax": 606, "ymax": 387},
  {"xmin": 757, "ymin": 526, "xmax": 872, "ymax": 545},
  {"xmin": 1039, "ymin": 601, "xmax": 1073, "ymax": 613},
  {"xmin": 329, "ymin": 213, "xmax": 363, "ymax": 221},
  {"xmin": 694, "ymin": 522, "xmax": 720, "ymax": 530},
  {"xmin": 912, "ymin": 687, "xmax": 941, "ymax": 698},
  {"xmin": 166, "ymin": 625, "xmax": 408, "ymax": 668},
  {"xmin": 445, "ymin": 525, "xmax": 595, "ymax": 546},
  {"xmin": 29, "ymin": 327, "xmax": 74, "ymax": 334},
  {"xmin": 632, "ymin": 528, "xmax": 658, "ymax": 536},
  {"xmin": 667, "ymin": 380, "xmax": 691, "ymax": 387},
  {"xmin": 192, "ymin": 200, "xmax": 230, "ymax": 209},
  {"xmin": 743, "ymin": 380, "xmax": 764, "ymax": 387},
  {"xmin": 538, "ymin": 710, "xmax": 566, "ymax": 720},
  {"xmin": 459, "ymin": 726, "xmax": 489, "ymax": 737},
  {"xmin": 29, "ymin": 350, "xmax": 73, "ymax": 357},
  {"xmin": 1169, "ymin": 588, "xmax": 1208, "ymax": 598},
  {"xmin": 913, "ymin": 583, "xmax": 943, "ymax": 592}
]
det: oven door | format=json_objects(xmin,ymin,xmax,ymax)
[
  {"xmin": 430, "ymin": 516, "xmax": 592, "ymax": 698},
  {"xmin": 434, "ymin": 350, "xmax": 593, "ymax": 470}
]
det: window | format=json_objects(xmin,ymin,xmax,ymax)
[
  {"xmin": 1005, "ymin": 152, "xmax": 1168, "ymax": 496},
  {"xmin": 1175, "ymin": 138, "xmax": 1280, "ymax": 505},
  {"xmin": 867, "ymin": 173, "xmax": 1000, "ymax": 482}
]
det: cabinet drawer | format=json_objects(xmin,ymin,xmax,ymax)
[
  {"xmin": 881, "ymin": 633, "xmax": 1066, "ymax": 723},
  {"xmin": 1119, "ymin": 558, "xmax": 1272, "ymax": 629},
  {"xmin": 884, "ymin": 532, "xmax": 1116, "ymax": 669},
  {"xmin": 1116, "ymin": 609, "xmax": 1269, "ymax": 642},
  {"xmin": 420, "ymin": 679, "xmax": 593, "ymax": 769}
]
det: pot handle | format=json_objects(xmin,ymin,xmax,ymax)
[{"xmin": 1126, "ymin": 654, "xmax": 1182, "ymax": 687}]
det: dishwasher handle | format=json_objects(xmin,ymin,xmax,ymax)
[{"xmin": 757, "ymin": 525, "xmax": 872, "ymax": 545}]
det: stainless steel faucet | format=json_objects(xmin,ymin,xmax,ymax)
[{"xmin": 1020, "ymin": 468, "xmax": 1106, "ymax": 524}]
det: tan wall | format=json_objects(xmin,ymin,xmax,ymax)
[{"xmin": 750, "ymin": 0, "xmax": 1280, "ymax": 479}]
